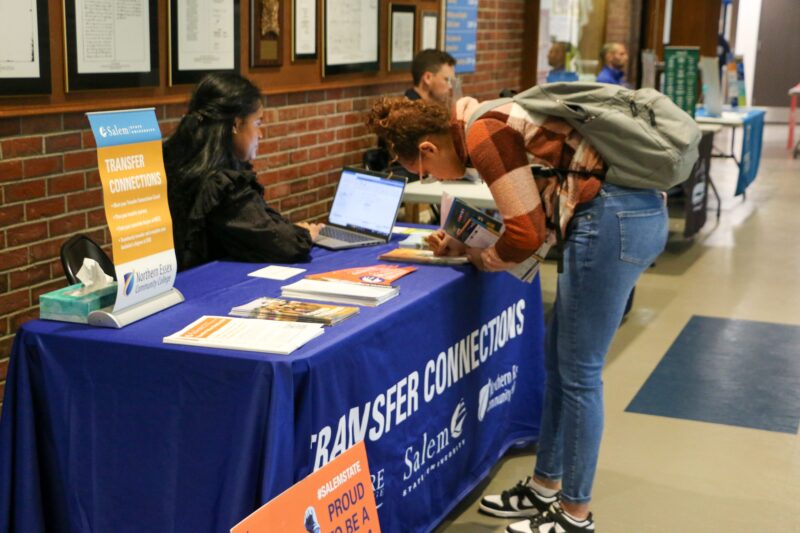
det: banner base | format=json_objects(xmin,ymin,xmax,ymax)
[{"xmin": 88, "ymin": 288, "xmax": 184, "ymax": 328}]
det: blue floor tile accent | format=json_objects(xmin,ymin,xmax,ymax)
[{"xmin": 626, "ymin": 316, "xmax": 800, "ymax": 434}]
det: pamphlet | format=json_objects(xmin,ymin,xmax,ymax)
[
  {"xmin": 379, "ymin": 247, "xmax": 469, "ymax": 265},
  {"xmin": 440, "ymin": 195, "xmax": 544, "ymax": 283},
  {"xmin": 163, "ymin": 315, "xmax": 324, "ymax": 355},
  {"xmin": 306, "ymin": 265, "xmax": 416, "ymax": 286},
  {"xmin": 230, "ymin": 297, "xmax": 359, "ymax": 326}
]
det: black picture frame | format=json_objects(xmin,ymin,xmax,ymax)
[
  {"xmin": 0, "ymin": 0, "xmax": 51, "ymax": 96},
  {"xmin": 323, "ymin": 0, "xmax": 380, "ymax": 76},
  {"xmin": 389, "ymin": 4, "xmax": 416, "ymax": 72},
  {"xmin": 292, "ymin": 0, "xmax": 317, "ymax": 61},
  {"xmin": 63, "ymin": 0, "xmax": 159, "ymax": 92},
  {"xmin": 169, "ymin": 0, "xmax": 241, "ymax": 86}
]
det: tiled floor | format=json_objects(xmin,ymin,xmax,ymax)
[{"xmin": 435, "ymin": 124, "xmax": 800, "ymax": 532}]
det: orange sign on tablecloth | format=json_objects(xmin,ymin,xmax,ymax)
[{"xmin": 231, "ymin": 441, "xmax": 381, "ymax": 533}]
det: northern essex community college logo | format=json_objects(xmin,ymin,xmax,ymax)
[{"xmin": 123, "ymin": 272, "xmax": 135, "ymax": 295}]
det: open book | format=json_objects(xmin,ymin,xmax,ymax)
[{"xmin": 442, "ymin": 195, "xmax": 546, "ymax": 283}]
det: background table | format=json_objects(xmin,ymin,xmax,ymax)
[
  {"xmin": 0, "ymin": 236, "xmax": 545, "ymax": 533},
  {"xmin": 695, "ymin": 107, "xmax": 766, "ymax": 196}
]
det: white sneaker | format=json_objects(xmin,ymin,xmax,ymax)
[
  {"xmin": 479, "ymin": 477, "xmax": 559, "ymax": 518},
  {"xmin": 506, "ymin": 503, "xmax": 595, "ymax": 533}
]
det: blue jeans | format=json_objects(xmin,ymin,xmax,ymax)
[{"xmin": 533, "ymin": 183, "xmax": 668, "ymax": 505}]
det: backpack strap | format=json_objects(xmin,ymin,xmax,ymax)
[
  {"xmin": 465, "ymin": 97, "xmax": 514, "ymax": 132},
  {"xmin": 532, "ymin": 166, "xmax": 606, "ymax": 273}
]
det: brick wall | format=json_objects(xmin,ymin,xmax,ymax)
[
  {"xmin": 605, "ymin": 0, "xmax": 643, "ymax": 84},
  {"xmin": 0, "ymin": 0, "xmax": 527, "ymax": 412}
]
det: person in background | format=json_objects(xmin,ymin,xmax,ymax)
[
  {"xmin": 367, "ymin": 96, "xmax": 667, "ymax": 532},
  {"xmin": 163, "ymin": 72, "xmax": 323, "ymax": 271},
  {"xmin": 405, "ymin": 49, "xmax": 458, "ymax": 105},
  {"xmin": 546, "ymin": 41, "xmax": 579, "ymax": 83},
  {"xmin": 596, "ymin": 42, "xmax": 629, "ymax": 86}
]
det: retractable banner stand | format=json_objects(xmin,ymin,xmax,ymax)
[
  {"xmin": 86, "ymin": 108, "xmax": 182, "ymax": 326},
  {"xmin": 231, "ymin": 441, "xmax": 381, "ymax": 533}
]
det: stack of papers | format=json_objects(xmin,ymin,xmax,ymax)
[
  {"xmin": 306, "ymin": 265, "xmax": 415, "ymax": 286},
  {"xmin": 230, "ymin": 297, "xmax": 359, "ymax": 326},
  {"xmin": 281, "ymin": 279, "xmax": 399, "ymax": 307},
  {"xmin": 163, "ymin": 315, "xmax": 324, "ymax": 355}
]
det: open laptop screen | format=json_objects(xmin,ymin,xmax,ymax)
[{"xmin": 328, "ymin": 168, "xmax": 406, "ymax": 236}]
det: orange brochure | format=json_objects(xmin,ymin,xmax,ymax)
[
  {"xmin": 306, "ymin": 265, "xmax": 416, "ymax": 286},
  {"xmin": 231, "ymin": 441, "xmax": 381, "ymax": 533}
]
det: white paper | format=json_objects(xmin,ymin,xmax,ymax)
[
  {"xmin": 294, "ymin": 0, "xmax": 316, "ymax": 56},
  {"xmin": 325, "ymin": 0, "xmax": 378, "ymax": 66},
  {"xmin": 421, "ymin": 13, "xmax": 438, "ymax": 51},
  {"xmin": 248, "ymin": 265, "xmax": 307, "ymax": 280},
  {"xmin": 74, "ymin": 0, "xmax": 151, "ymax": 74},
  {"xmin": 391, "ymin": 11, "xmax": 414, "ymax": 64},
  {"xmin": 164, "ymin": 315, "xmax": 324, "ymax": 355},
  {"xmin": 0, "ymin": 0, "xmax": 40, "ymax": 78},
  {"xmin": 178, "ymin": 0, "xmax": 235, "ymax": 71},
  {"xmin": 76, "ymin": 258, "xmax": 114, "ymax": 289},
  {"xmin": 700, "ymin": 56, "xmax": 722, "ymax": 116}
]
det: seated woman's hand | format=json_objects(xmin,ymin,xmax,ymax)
[
  {"xmin": 298, "ymin": 222, "xmax": 325, "ymax": 242},
  {"xmin": 426, "ymin": 229, "xmax": 466, "ymax": 257}
]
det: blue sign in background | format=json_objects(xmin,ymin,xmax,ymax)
[
  {"xmin": 86, "ymin": 108, "xmax": 162, "ymax": 148},
  {"xmin": 445, "ymin": 0, "xmax": 478, "ymax": 74}
]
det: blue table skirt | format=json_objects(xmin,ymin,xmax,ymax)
[{"xmin": 0, "ymin": 236, "xmax": 545, "ymax": 533}]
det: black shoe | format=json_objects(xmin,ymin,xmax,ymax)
[
  {"xmin": 507, "ymin": 503, "xmax": 595, "ymax": 533},
  {"xmin": 479, "ymin": 477, "xmax": 559, "ymax": 518}
]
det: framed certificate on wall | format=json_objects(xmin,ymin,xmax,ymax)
[
  {"xmin": 421, "ymin": 11, "xmax": 439, "ymax": 51},
  {"xmin": 0, "ymin": 0, "xmax": 51, "ymax": 95},
  {"xmin": 292, "ymin": 0, "xmax": 317, "ymax": 60},
  {"xmin": 63, "ymin": 0, "xmax": 159, "ymax": 91},
  {"xmin": 389, "ymin": 4, "xmax": 415, "ymax": 71},
  {"xmin": 323, "ymin": 0, "xmax": 379, "ymax": 76},
  {"xmin": 169, "ymin": 0, "xmax": 241, "ymax": 85}
]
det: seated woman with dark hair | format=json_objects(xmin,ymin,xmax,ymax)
[{"xmin": 163, "ymin": 72, "xmax": 323, "ymax": 271}]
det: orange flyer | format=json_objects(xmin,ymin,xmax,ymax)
[
  {"xmin": 307, "ymin": 265, "xmax": 416, "ymax": 286},
  {"xmin": 231, "ymin": 441, "xmax": 381, "ymax": 533}
]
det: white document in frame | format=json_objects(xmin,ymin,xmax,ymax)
[
  {"xmin": 391, "ymin": 11, "xmax": 414, "ymax": 64},
  {"xmin": 74, "ymin": 0, "xmax": 151, "ymax": 74},
  {"xmin": 326, "ymin": 0, "xmax": 378, "ymax": 66},
  {"xmin": 294, "ymin": 0, "xmax": 316, "ymax": 55},
  {"xmin": 0, "ymin": 0, "xmax": 40, "ymax": 78},
  {"xmin": 421, "ymin": 14, "xmax": 438, "ymax": 50},
  {"xmin": 178, "ymin": 0, "xmax": 235, "ymax": 71}
]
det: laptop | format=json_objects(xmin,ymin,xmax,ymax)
[{"xmin": 315, "ymin": 167, "xmax": 407, "ymax": 250}]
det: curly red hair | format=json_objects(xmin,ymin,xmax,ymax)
[{"xmin": 366, "ymin": 97, "xmax": 451, "ymax": 161}]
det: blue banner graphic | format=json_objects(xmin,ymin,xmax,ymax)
[
  {"xmin": 86, "ymin": 108, "xmax": 162, "ymax": 148},
  {"xmin": 445, "ymin": 0, "xmax": 478, "ymax": 74},
  {"xmin": 737, "ymin": 109, "xmax": 765, "ymax": 195}
]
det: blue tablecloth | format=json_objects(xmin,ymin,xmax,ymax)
[
  {"xmin": 695, "ymin": 107, "xmax": 766, "ymax": 195},
  {"xmin": 0, "ymin": 237, "xmax": 545, "ymax": 533}
]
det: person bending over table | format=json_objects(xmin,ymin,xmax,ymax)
[
  {"xmin": 164, "ymin": 72, "xmax": 323, "ymax": 271},
  {"xmin": 367, "ymin": 97, "xmax": 667, "ymax": 533}
]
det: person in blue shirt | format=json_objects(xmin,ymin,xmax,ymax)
[
  {"xmin": 546, "ymin": 42, "xmax": 579, "ymax": 83},
  {"xmin": 596, "ymin": 42, "xmax": 629, "ymax": 86}
]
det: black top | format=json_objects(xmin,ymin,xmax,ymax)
[
  {"xmin": 404, "ymin": 87, "xmax": 423, "ymax": 101},
  {"xmin": 168, "ymin": 168, "xmax": 312, "ymax": 271}
]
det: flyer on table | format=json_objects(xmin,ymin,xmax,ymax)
[
  {"xmin": 87, "ymin": 108, "xmax": 177, "ymax": 312},
  {"xmin": 231, "ymin": 441, "xmax": 381, "ymax": 533}
]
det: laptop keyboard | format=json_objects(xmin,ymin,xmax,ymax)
[{"xmin": 319, "ymin": 226, "xmax": 374, "ymax": 243}]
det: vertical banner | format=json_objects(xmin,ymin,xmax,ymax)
[
  {"xmin": 736, "ymin": 110, "xmax": 765, "ymax": 196},
  {"xmin": 445, "ymin": 0, "xmax": 477, "ymax": 74},
  {"xmin": 87, "ymin": 108, "xmax": 177, "ymax": 312},
  {"xmin": 231, "ymin": 441, "xmax": 381, "ymax": 533},
  {"xmin": 664, "ymin": 46, "xmax": 699, "ymax": 118}
]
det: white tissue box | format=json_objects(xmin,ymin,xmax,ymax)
[{"xmin": 39, "ymin": 283, "xmax": 118, "ymax": 323}]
